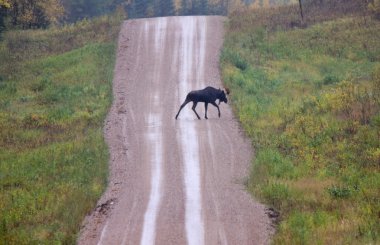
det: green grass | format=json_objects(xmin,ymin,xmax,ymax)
[
  {"xmin": 222, "ymin": 2, "xmax": 380, "ymax": 244},
  {"xmin": 0, "ymin": 14, "xmax": 122, "ymax": 244}
]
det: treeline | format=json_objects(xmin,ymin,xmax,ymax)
[
  {"xmin": 0, "ymin": 0, "xmax": 230, "ymax": 29},
  {"xmin": 2, "ymin": 0, "xmax": 376, "ymax": 33},
  {"xmin": 0, "ymin": 0, "xmax": 124, "ymax": 31},
  {"xmin": 0, "ymin": 0, "xmax": 301, "ymax": 34},
  {"xmin": 126, "ymin": 0, "xmax": 229, "ymax": 18}
]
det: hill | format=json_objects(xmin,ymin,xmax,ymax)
[
  {"xmin": 0, "ymin": 14, "xmax": 122, "ymax": 243},
  {"xmin": 221, "ymin": 0, "xmax": 380, "ymax": 243}
]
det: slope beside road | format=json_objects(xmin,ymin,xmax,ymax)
[{"xmin": 78, "ymin": 16, "xmax": 273, "ymax": 245}]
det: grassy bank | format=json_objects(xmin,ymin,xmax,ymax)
[
  {"xmin": 0, "ymin": 14, "xmax": 122, "ymax": 243},
  {"xmin": 222, "ymin": 2, "xmax": 380, "ymax": 244}
]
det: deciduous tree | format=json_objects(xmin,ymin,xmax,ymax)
[
  {"xmin": 368, "ymin": 0, "xmax": 380, "ymax": 19},
  {"xmin": 8, "ymin": 0, "xmax": 64, "ymax": 28},
  {"xmin": 298, "ymin": 0, "xmax": 304, "ymax": 22},
  {"xmin": 0, "ymin": 0, "xmax": 10, "ymax": 35},
  {"xmin": 0, "ymin": 0, "xmax": 10, "ymax": 8}
]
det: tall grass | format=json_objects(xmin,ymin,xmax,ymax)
[
  {"xmin": 222, "ymin": 1, "xmax": 380, "ymax": 243},
  {"xmin": 0, "ymin": 14, "xmax": 122, "ymax": 244}
]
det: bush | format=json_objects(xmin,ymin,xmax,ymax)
[
  {"xmin": 256, "ymin": 149, "xmax": 297, "ymax": 179},
  {"xmin": 323, "ymin": 74, "xmax": 340, "ymax": 85},
  {"xmin": 262, "ymin": 182, "xmax": 291, "ymax": 210},
  {"xmin": 327, "ymin": 185, "xmax": 352, "ymax": 199}
]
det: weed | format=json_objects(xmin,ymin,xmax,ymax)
[
  {"xmin": 262, "ymin": 182, "xmax": 291, "ymax": 210},
  {"xmin": 327, "ymin": 185, "xmax": 352, "ymax": 199}
]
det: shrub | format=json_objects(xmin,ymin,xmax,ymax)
[
  {"xmin": 327, "ymin": 185, "xmax": 352, "ymax": 199},
  {"xmin": 262, "ymin": 182, "xmax": 291, "ymax": 210},
  {"xmin": 323, "ymin": 74, "xmax": 340, "ymax": 85},
  {"xmin": 256, "ymin": 149, "xmax": 297, "ymax": 179}
]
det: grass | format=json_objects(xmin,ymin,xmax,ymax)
[
  {"xmin": 0, "ymin": 14, "xmax": 123, "ymax": 244},
  {"xmin": 222, "ymin": 1, "xmax": 380, "ymax": 244}
]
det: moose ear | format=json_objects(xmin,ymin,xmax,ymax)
[{"xmin": 225, "ymin": 87, "xmax": 230, "ymax": 95}]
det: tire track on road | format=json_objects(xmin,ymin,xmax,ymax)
[
  {"xmin": 141, "ymin": 18, "xmax": 167, "ymax": 245},
  {"xmin": 177, "ymin": 17, "xmax": 205, "ymax": 245}
]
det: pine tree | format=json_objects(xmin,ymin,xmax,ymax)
[
  {"xmin": 126, "ymin": 0, "xmax": 137, "ymax": 18},
  {"xmin": 199, "ymin": 0, "xmax": 208, "ymax": 14},
  {"xmin": 134, "ymin": 0, "xmax": 150, "ymax": 17},
  {"xmin": 160, "ymin": 0, "xmax": 175, "ymax": 16}
]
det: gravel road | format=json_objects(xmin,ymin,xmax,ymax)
[{"xmin": 78, "ymin": 16, "xmax": 273, "ymax": 245}]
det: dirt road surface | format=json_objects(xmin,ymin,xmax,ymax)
[{"xmin": 78, "ymin": 16, "xmax": 273, "ymax": 245}]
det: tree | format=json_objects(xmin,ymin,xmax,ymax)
[
  {"xmin": 158, "ymin": 0, "xmax": 175, "ymax": 16},
  {"xmin": 181, "ymin": 0, "xmax": 189, "ymax": 14},
  {"xmin": 368, "ymin": 0, "xmax": 380, "ymax": 19},
  {"xmin": 8, "ymin": 0, "xmax": 64, "ymax": 28},
  {"xmin": 298, "ymin": 0, "xmax": 304, "ymax": 22},
  {"xmin": 199, "ymin": 0, "xmax": 208, "ymax": 14},
  {"xmin": 63, "ymin": 0, "xmax": 105, "ymax": 22},
  {"xmin": 132, "ymin": 0, "xmax": 152, "ymax": 18},
  {"xmin": 180, "ymin": 0, "xmax": 210, "ymax": 15},
  {"xmin": 0, "ymin": 0, "xmax": 10, "ymax": 35},
  {"xmin": 0, "ymin": 0, "xmax": 10, "ymax": 8}
]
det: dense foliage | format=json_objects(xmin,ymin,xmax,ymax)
[
  {"xmin": 222, "ymin": 0, "xmax": 380, "ymax": 243},
  {"xmin": 1, "ymin": 0, "xmax": 64, "ymax": 29},
  {"xmin": 0, "ymin": 14, "xmax": 122, "ymax": 243},
  {"xmin": 0, "ymin": 0, "xmax": 299, "ymax": 33},
  {"xmin": 0, "ymin": 0, "xmax": 125, "ymax": 32}
]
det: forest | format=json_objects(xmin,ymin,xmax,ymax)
[
  {"xmin": 0, "ymin": 0, "xmax": 302, "ymax": 33},
  {"xmin": 0, "ymin": 0, "xmax": 234, "ymax": 33}
]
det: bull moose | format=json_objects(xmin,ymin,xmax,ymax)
[{"xmin": 175, "ymin": 86, "xmax": 230, "ymax": 120}]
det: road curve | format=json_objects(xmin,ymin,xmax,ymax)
[{"xmin": 78, "ymin": 16, "xmax": 273, "ymax": 245}]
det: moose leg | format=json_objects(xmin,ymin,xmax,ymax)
[
  {"xmin": 211, "ymin": 102, "xmax": 221, "ymax": 117},
  {"xmin": 175, "ymin": 99, "xmax": 190, "ymax": 119},
  {"xmin": 192, "ymin": 102, "xmax": 201, "ymax": 120},
  {"xmin": 204, "ymin": 103, "xmax": 208, "ymax": 119}
]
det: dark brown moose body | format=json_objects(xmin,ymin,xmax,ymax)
[{"xmin": 175, "ymin": 86, "xmax": 228, "ymax": 120}]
